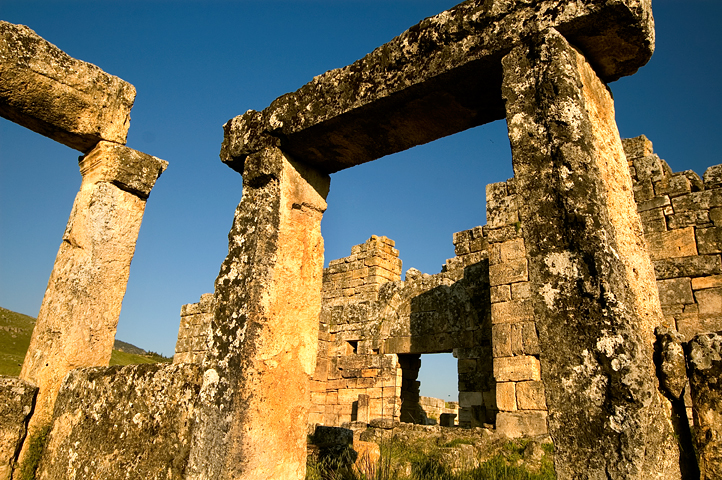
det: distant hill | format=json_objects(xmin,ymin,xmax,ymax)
[{"xmin": 0, "ymin": 306, "xmax": 171, "ymax": 377}]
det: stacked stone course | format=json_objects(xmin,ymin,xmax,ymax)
[
  {"xmin": 323, "ymin": 235, "xmax": 402, "ymax": 302},
  {"xmin": 623, "ymin": 135, "xmax": 722, "ymax": 341},
  {"xmin": 173, "ymin": 293, "xmax": 214, "ymax": 364}
]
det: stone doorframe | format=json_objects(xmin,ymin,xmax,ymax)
[{"xmin": 192, "ymin": 1, "xmax": 682, "ymax": 479}]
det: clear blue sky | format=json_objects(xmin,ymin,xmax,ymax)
[{"xmin": 1, "ymin": 1, "xmax": 720, "ymax": 401}]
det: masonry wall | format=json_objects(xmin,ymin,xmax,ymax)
[
  {"xmin": 173, "ymin": 136, "xmax": 720, "ymax": 439},
  {"xmin": 173, "ymin": 293, "xmax": 214, "ymax": 364},
  {"xmin": 623, "ymin": 136, "xmax": 722, "ymax": 340}
]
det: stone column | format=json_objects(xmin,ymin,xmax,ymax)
[
  {"xmin": 187, "ymin": 147, "xmax": 329, "ymax": 480},
  {"xmin": 19, "ymin": 141, "xmax": 167, "ymax": 452},
  {"xmin": 502, "ymin": 29, "xmax": 681, "ymax": 479}
]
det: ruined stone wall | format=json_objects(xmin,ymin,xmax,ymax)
[
  {"xmin": 173, "ymin": 293, "xmax": 214, "ymax": 364},
  {"xmin": 312, "ymin": 236, "xmax": 404, "ymax": 427},
  {"xmin": 310, "ymin": 233, "xmax": 492, "ymax": 429},
  {"xmin": 622, "ymin": 136, "xmax": 722, "ymax": 340},
  {"xmin": 418, "ymin": 397, "xmax": 459, "ymax": 426}
]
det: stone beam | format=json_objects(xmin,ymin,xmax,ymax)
[
  {"xmin": 221, "ymin": 0, "xmax": 653, "ymax": 174},
  {"xmin": 0, "ymin": 21, "xmax": 135, "ymax": 153},
  {"xmin": 187, "ymin": 147, "xmax": 329, "ymax": 480},
  {"xmin": 19, "ymin": 142, "xmax": 167, "ymax": 462},
  {"xmin": 502, "ymin": 29, "xmax": 678, "ymax": 478}
]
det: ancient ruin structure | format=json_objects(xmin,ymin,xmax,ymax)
[
  {"xmin": 3, "ymin": 1, "xmax": 722, "ymax": 479},
  {"xmin": 0, "ymin": 20, "xmax": 167, "ymax": 473}
]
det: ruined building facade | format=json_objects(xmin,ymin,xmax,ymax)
[
  {"xmin": 4, "ymin": 1, "xmax": 722, "ymax": 479},
  {"xmin": 175, "ymin": 136, "xmax": 722, "ymax": 439}
]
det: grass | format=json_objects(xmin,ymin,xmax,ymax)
[
  {"xmin": 0, "ymin": 307, "xmax": 36, "ymax": 376},
  {"xmin": 307, "ymin": 437, "xmax": 556, "ymax": 480},
  {"xmin": 0, "ymin": 306, "xmax": 171, "ymax": 376}
]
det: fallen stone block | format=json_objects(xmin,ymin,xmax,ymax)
[{"xmin": 36, "ymin": 364, "xmax": 202, "ymax": 480}]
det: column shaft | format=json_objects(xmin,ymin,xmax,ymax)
[
  {"xmin": 502, "ymin": 29, "xmax": 680, "ymax": 479},
  {"xmin": 19, "ymin": 141, "xmax": 166, "ymax": 448},
  {"xmin": 187, "ymin": 147, "xmax": 329, "ymax": 480}
]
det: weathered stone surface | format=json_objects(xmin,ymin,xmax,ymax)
[
  {"xmin": 697, "ymin": 227, "xmax": 722, "ymax": 255},
  {"xmin": 656, "ymin": 277, "xmax": 694, "ymax": 306},
  {"xmin": 653, "ymin": 255, "xmax": 722, "ymax": 280},
  {"xmin": 19, "ymin": 142, "xmax": 167, "ymax": 455},
  {"xmin": 646, "ymin": 227, "xmax": 698, "ymax": 260},
  {"xmin": 0, "ymin": 21, "xmax": 135, "ymax": 152},
  {"xmin": 186, "ymin": 147, "xmax": 329, "ymax": 480},
  {"xmin": 0, "ymin": 377, "xmax": 37, "ymax": 480},
  {"xmin": 220, "ymin": 0, "xmax": 654, "ymax": 174},
  {"xmin": 496, "ymin": 411, "xmax": 548, "ymax": 438},
  {"xmin": 654, "ymin": 327, "xmax": 687, "ymax": 400},
  {"xmin": 622, "ymin": 134, "xmax": 654, "ymax": 161},
  {"xmin": 704, "ymin": 164, "xmax": 722, "ymax": 188},
  {"xmin": 36, "ymin": 364, "xmax": 202, "ymax": 480},
  {"xmin": 685, "ymin": 332, "xmax": 722, "ymax": 480},
  {"xmin": 502, "ymin": 29, "xmax": 679, "ymax": 479}
]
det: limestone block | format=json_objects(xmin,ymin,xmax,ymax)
[
  {"xmin": 0, "ymin": 22, "xmax": 135, "ymax": 152},
  {"xmin": 495, "ymin": 411, "xmax": 548, "ymax": 438},
  {"xmin": 484, "ymin": 225, "xmax": 521, "ymax": 244},
  {"xmin": 495, "ymin": 382, "xmax": 517, "ymax": 411},
  {"xmin": 621, "ymin": 135, "xmax": 654, "ymax": 161},
  {"xmin": 516, "ymin": 381, "xmax": 547, "ymax": 410},
  {"xmin": 490, "ymin": 285, "xmax": 511, "ymax": 304},
  {"xmin": 672, "ymin": 190, "xmax": 722, "ymax": 213},
  {"xmin": 653, "ymin": 255, "xmax": 722, "ymax": 279},
  {"xmin": 711, "ymin": 207, "xmax": 722, "ymax": 227},
  {"xmin": 656, "ymin": 278, "xmax": 694, "ymax": 306},
  {"xmin": 492, "ymin": 324, "xmax": 512, "ymax": 358},
  {"xmin": 685, "ymin": 332, "xmax": 722, "ymax": 480},
  {"xmin": 634, "ymin": 155, "xmax": 669, "ymax": 183},
  {"xmin": 697, "ymin": 227, "xmax": 722, "ymax": 255},
  {"xmin": 36, "ymin": 364, "xmax": 202, "ymax": 480},
  {"xmin": 220, "ymin": 0, "xmax": 654, "ymax": 173},
  {"xmin": 488, "ymin": 258, "xmax": 528, "ymax": 286},
  {"xmin": 458, "ymin": 391, "xmax": 482, "ymax": 407},
  {"xmin": 637, "ymin": 195, "xmax": 670, "ymax": 213},
  {"xmin": 491, "ymin": 299, "xmax": 534, "ymax": 324},
  {"xmin": 486, "ymin": 193, "xmax": 519, "ymax": 229},
  {"xmin": 0, "ymin": 377, "xmax": 37, "ymax": 480},
  {"xmin": 704, "ymin": 165, "xmax": 722, "ymax": 188},
  {"xmin": 633, "ymin": 178, "xmax": 655, "ymax": 203},
  {"xmin": 493, "ymin": 356, "xmax": 541, "ymax": 382},
  {"xmin": 695, "ymin": 288, "xmax": 722, "ymax": 317},
  {"xmin": 655, "ymin": 174, "xmax": 693, "ymax": 198},
  {"xmin": 511, "ymin": 281, "xmax": 531, "ymax": 300},
  {"xmin": 645, "ymin": 227, "xmax": 698, "ymax": 260},
  {"xmin": 667, "ymin": 210, "xmax": 712, "ymax": 230},
  {"xmin": 693, "ymin": 275, "xmax": 722, "ymax": 291}
]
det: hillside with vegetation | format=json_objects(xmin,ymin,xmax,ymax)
[{"xmin": 0, "ymin": 306, "xmax": 171, "ymax": 377}]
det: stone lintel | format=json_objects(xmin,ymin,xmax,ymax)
[
  {"xmin": 80, "ymin": 141, "xmax": 168, "ymax": 199},
  {"xmin": 221, "ymin": 0, "xmax": 653, "ymax": 174},
  {"xmin": 0, "ymin": 21, "xmax": 135, "ymax": 152}
]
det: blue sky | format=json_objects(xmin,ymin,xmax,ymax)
[{"xmin": 1, "ymin": 1, "xmax": 720, "ymax": 400}]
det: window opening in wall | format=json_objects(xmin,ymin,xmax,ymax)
[{"xmin": 346, "ymin": 340, "xmax": 358, "ymax": 354}]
